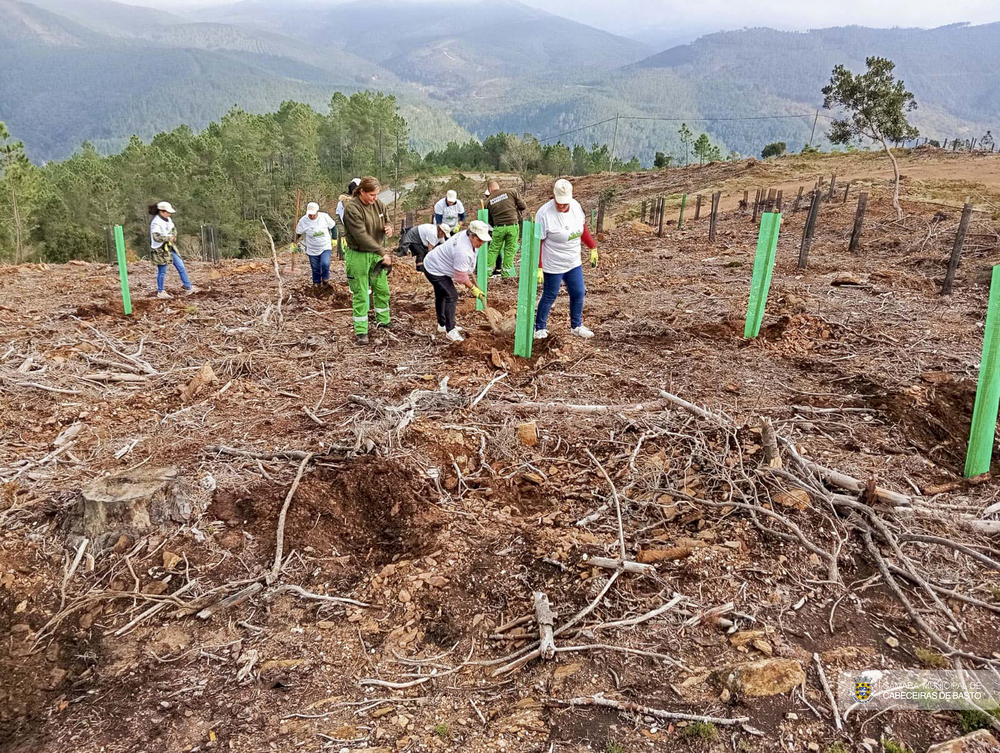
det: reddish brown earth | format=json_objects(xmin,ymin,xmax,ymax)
[{"xmin": 2, "ymin": 149, "xmax": 1000, "ymax": 753}]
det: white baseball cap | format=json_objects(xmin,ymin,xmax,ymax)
[
  {"xmin": 437, "ymin": 224, "xmax": 452, "ymax": 237},
  {"xmin": 157, "ymin": 201, "xmax": 176, "ymax": 213},
  {"xmin": 306, "ymin": 202, "xmax": 320, "ymax": 214},
  {"xmin": 468, "ymin": 220, "xmax": 492, "ymax": 242},
  {"xmin": 446, "ymin": 190, "xmax": 458, "ymax": 203},
  {"xmin": 553, "ymin": 179, "xmax": 573, "ymax": 203},
  {"xmin": 350, "ymin": 177, "xmax": 361, "ymax": 188}
]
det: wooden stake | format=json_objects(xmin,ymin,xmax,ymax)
[
  {"xmin": 828, "ymin": 174, "xmax": 837, "ymax": 200},
  {"xmin": 798, "ymin": 191, "xmax": 820, "ymax": 269},
  {"xmin": 752, "ymin": 189, "xmax": 761, "ymax": 222},
  {"xmin": 793, "ymin": 186, "xmax": 803, "ymax": 213},
  {"xmin": 775, "ymin": 189, "xmax": 783, "ymax": 213},
  {"xmin": 848, "ymin": 192, "xmax": 868, "ymax": 254},
  {"xmin": 694, "ymin": 194, "xmax": 703, "ymax": 220},
  {"xmin": 641, "ymin": 200, "xmax": 647, "ymax": 223},
  {"xmin": 942, "ymin": 202, "xmax": 974, "ymax": 295},
  {"xmin": 657, "ymin": 197, "xmax": 665, "ymax": 238},
  {"xmin": 709, "ymin": 191, "xmax": 720, "ymax": 242}
]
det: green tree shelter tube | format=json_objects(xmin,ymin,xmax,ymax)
[
  {"xmin": 514, "ymin": 219, "xmax": 540, "ymax": 358},
  {"xmin": 476, "ymin": 209, "xmax": 489, "ymax": 311},
  {"xmin": 114, "ymin": 224, "xmax": 132, "ymax": 316},
  {"xmin": 744, "ymin": 212, "xmax": 782, "ymax": 339},
  {"xmin": 965, "ymin": 265, "xmax": 1000, "ymax": 477}
]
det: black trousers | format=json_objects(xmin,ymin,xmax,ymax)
[
  {"xmin": 399, "ymin": 240, "xmax": 430, "ymax": 270},
  {"xmin": 424, "ymin": 270, "xmax": 458, "ymax": 331}
]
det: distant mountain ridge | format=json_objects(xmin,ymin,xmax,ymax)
[{"xmin": 1, "ymin": 0, "xmax": 998, "ymax": 163}]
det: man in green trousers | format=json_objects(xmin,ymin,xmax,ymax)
[
  {"xmin": 484, "ymin": 180, "xmax": 526, "ymax": 279},
  {"xmin": 342, "ymin": 176, "xmax": 394, "ymax": 344}
]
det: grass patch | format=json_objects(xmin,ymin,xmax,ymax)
[
  {"xmin": 433, "ymin": 723, "xmax": 450, "ymax": 741},
  {"xmin": 957, "ymin": 707, "xmax": 1000, "ymax": 733},
  {"xmin": 605, "ymin": 741, "xmax": 626, "ymax": 753},
  {"xmin": 679, "ymin": 721, "xmax": 718, "ymax": 741},
  {"xmin": 882, "ymin": 738, "xmax": 910, "ymax": 753},
  {"xmin": 915, "ymin": 647, "xmax": 949, "ymax": 669},
  {"xmin": 824, "ymin": 744, "xmax": 849, "ymax": 753}
]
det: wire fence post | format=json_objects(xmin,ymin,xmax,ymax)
[{"xmin": 848, "ymin": 192, "xmax": 868, "ymax": 254}]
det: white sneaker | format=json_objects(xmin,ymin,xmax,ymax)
[
  {"xmin": 438, "ymin": 325, "xmax": 463, "ymax": 334},
  {"xmin": 533, "ymin": 329, "xmax": 548, "ymax": 340},
  {"xmin": 184, "ymin": 285, "xmax": 200, "ymax": 296},
  {"xmin": 445, "ymin": 328, "xmax": 465, "ymax": 342},
  {"xmin": 571, "ymin": 325, "xmax": 594, "ymax": 339},
  {"xmin": 156, "ymin": 290, "xmax": 172, "ymax": 299}
]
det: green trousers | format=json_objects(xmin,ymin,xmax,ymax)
[
  {"xmin": 345, "ymin": 249, "xmax": 390, "ymax": 334},
  {"xmin": 487, "ymin": 224, "xmax": 519, "ymax": 277}
]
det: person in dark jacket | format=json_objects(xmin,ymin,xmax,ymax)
[{"xmin": 484, "ymin": 180, "xmax": 526, "ymax": 279}]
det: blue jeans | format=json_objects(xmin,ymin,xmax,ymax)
[
  {"xmin": 308, "ymin": 249, "xmax": 332, "ymax": 284},
  {"xmin": 535, "ymin": 264, "xmax": 585, "ymax": 330},
  {"xmin": 157, "ymin": 251, "xmax": 191, "ymax": 291}
]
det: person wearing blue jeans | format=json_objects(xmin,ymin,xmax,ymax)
[
  {"xmin": 149, "ymin": 201, "xmax": 198, "ymax": 299},
  {"xmin": 533, "ymin": 179, "xmax": 598, "ymax": 340},
  {"xmin": 294, "ymin": 201, "xmax": 338, "ymax": 287}
]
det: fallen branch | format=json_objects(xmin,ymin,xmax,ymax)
[
  {"xmin": 584, "ymin": 556, "xmax": 655, "ymax": 575},
  {"xmin": 470, "ymin": 372, "xmax": 507, "ymax": 409},
  {"xmin": 268, "ymin": 453, "xmax": 314, "ymax": 584},
  {"xmin": 197, "ymin": 583, "xmax": 263, "ymax": 620},
  {"xmin": 658, "ymin": 389, "xmax": 730, "ymax": 427},
  {"xmin": 813, "ymin": 653, "xmax": 843, "ymax": 731},
  {"xmin": 114, "ymin": 580, "xmax": 199, "ymax": 637},
  {"xmin": 547, "ymin": 692, "xmax": 748, "ymax": 726},
  {"xmin": 269, "ymin": 584, "xmax": 370, "ymax": 609},
  {"xmin": 585, "ymin": 448, "xmax": 627, "ymax": 560},
  {"xmin": 261, "ymin": 218, "xmax": 284, "ymax": 328},
  {"xmin": 59, "ymin": 537, "xmax": 89, "ymax": 610}
]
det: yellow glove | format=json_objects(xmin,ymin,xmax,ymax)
[
  {"xmin": 471, "ymin": 285, "xmax": 485, "ymax": 299},
  {"xmin": 590, "ymin": 248, "xmax": 599, "ymax": 268},
  {"xmin": 290, "ymin": 243, "xmax": 298, "ymax": 253},
  {"xmin": 454, "ymin": 222, "xmax": 462, "ymax": 233}
]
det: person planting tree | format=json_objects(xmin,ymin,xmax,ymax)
[
  {"xmin": 396, "ymin": 222, "xmax": 451, "ymax": 272},
  {"xmin": 420, "ymin": 220, "xmax": 491, "ymax": 342},
  {"xmin": 434, "ymin": 190, "xmax": 466, "ymax": 233},
  {"xmin": 293, "ymin": 201, "xmax": 338, "ymax": 288},
  {"xmin": 342, "ymin": 176, "xmax": 394, "ymax": 344},
  {"xmin": 148, "ymin": 201, "xmax": 198, "ymax": 299}
]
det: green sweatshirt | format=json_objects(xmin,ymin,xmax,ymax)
[
  {"xmin": 486, "ymin": 188, "xmax": 526, "ymax": 227},
  {"xmin": 343, "ymin": 196, "xmax": 390, "ymax": 254}
]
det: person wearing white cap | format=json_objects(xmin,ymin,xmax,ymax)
[
  {"xmin": 396, "ymin": 222, "xmax": 451, "ymax": 272},
  {"xmin": 335, "ymin": 178, "xmax": 361, "ymax": 259},
  {"xmin": 294, "ymin": 201, "xmax": 338, "ymax": 287},
  {"xmin": 421, "ymin": 220, "xmax": 491, "ymax": 342},
  {"xmin": 533, "ymin": 179, "xmax": 598, "ymax": 340},
  {"xmin": 148, "ymin": 201, "xmax": 198, "ymax": 299},
  {"xmin": 433, "ymin": 190, "xmax": 466, "ymax": 233}
]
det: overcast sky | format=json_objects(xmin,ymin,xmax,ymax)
[{"xmin": 135, "ymin": 0, "xmax": 1000, "ymax": 38}]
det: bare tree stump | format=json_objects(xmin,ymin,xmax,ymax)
[{"xmin": 76, "ymin": 467, "xmax": 192, "ymax": 547}]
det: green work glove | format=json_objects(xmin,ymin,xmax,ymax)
[
  {"xmin": 590, "ymin": 248, "xmax": 599, "ymax": 268},
  {"xmin": 289, "ymin": 243, "xmax": 298, "ymax": 253},
  {"xmin": 471, "ymin": 285, "xmax": 485, "ymax": 299},
  {"xmin": 453, "ymin": 222, "xmax": 462, "ymax": 233}
]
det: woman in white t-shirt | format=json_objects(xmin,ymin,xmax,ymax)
[
  {"xmin": 294, "ymin": 201, "xmax": 339, "ymax": 287},
  {"xmin": 534, "ymin": 179, "xmax": 599, "ymax": 340},
  {"xmin": 421, "ymin": 221, "xmax": 490, "ymax": 342}
]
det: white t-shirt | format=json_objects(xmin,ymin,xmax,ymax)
[
  {"xmin": 434, "ymin": 198, "xmax": 465, "ymax": 228},
  {"xmin": 536, "ymin": 198, "xmax": 586, "ymax": 274},
  {"xmin": 422, "ymin": 230, "xmax": 477, "ymax": 279},
  {"xmin": 336, "ymin": 201, "xmax": 346, "ymax": 222},
  {"xmin": 150, "ymin": 215, "xmax": 175, "ymax": 249},
  {"xmin": 416, "ymin": 223, "xmax": 441, "ymax": 248},
  {"xmin": 295, "ymin": 212, "xmax": 337, "ymax": 255}
]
